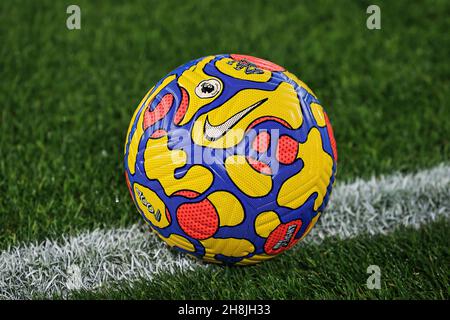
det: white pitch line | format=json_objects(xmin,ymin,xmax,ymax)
[
  {"xmin": 307, "ymin": 163, "xmax": 450, "ymax": 243},
  {"xmin": 0, "ymin": 164, "xmax": 449, "ymax": 299}
]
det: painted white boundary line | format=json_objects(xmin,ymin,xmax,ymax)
[
  {"xmin": 0, "ymin": 164, "xmax": 449, "ymax": 299},
  {"xmin": 308, "ymin": 163, "xmax": 450, "ymax": 242}
]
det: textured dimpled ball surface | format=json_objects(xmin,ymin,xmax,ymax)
[{"xmin": 124, "ymin": 54, "xmax": 337, "ymax": 265}]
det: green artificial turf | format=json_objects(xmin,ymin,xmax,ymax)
[
  {"xmin": 69, "ymin": 219, "xmax": 449, "ymax": 300},
  {"xmin": 1, "ymin": 0, "xmax": 448, "ymax": 248},
  {"xmin": 0, "ymin": 0, "xmax": 449, "ymax": 299}
]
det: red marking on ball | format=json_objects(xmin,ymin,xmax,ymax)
[
  {"xmin": 177, "ymin": 199, "xmax": 219, "ymax": 240},
  {"xmin": 174, "ymin": 190, "xmax": 200, "ymax": 199},
  {"xmin": 247, "ymin": 157, "xmax": 272, "ymax": 175},
  {"xmin": 324, "ymin": 112, "xmax": 337, "ymax": 162},
  {"xmin": 165, "ymin": 207, "xmax": 171, "ymax": 223},
  {"xmin": 252, "ymin": 131, "xmax": 270, "ymax": 153},
  {"xmin": 174, "ymin": 87, "xmax": 189, "ymax": 125},
  {"xmin": 247, "ymin": 116, "xmax": 292, "ymax": 131},
  {"xmin": 124, "ymin": 172, "xmax": 133, "ymax": 201},
  {"xmin": 230, "ymin": 54, "xmax": 285, "ymax": 72},
  {"xmin": 150, "ymin": 129, "xmax": 168, "ymax": 138},
  {"xmin": 264, "ymin": 220, "xmax": 302, "ymax": 255},
  {"xmin": 143, "ymin": 93, "xmax": 174, "ymax": 130},
  {"xmin": 276, "ymin": 135, "xmax": 298, "ymax": 164}
]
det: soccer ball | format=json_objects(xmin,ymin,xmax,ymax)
[{"xmin": 124, "ymin": 54, "xmax": 337, "ymax": 265}]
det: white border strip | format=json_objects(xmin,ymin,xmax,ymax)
[
  {"xmin": 309, "ymin": 163, "xmax": 450, "ymax": 242},
  {"xmin": 0, "ymin": 164, "xmax": 449, "ymax": 299}
]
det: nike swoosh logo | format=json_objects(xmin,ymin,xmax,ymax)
[{"xmin": 204, "ymin": 98, "xmax": 268, "ymax": 141}]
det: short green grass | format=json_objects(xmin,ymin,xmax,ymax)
[
  {"xmin": 71, "ymin": 219, "xmax": 449, "ymax": 300},
  {"xmin": 0, "ymin": 0, "xmax": 449, "ymax": 299}
]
